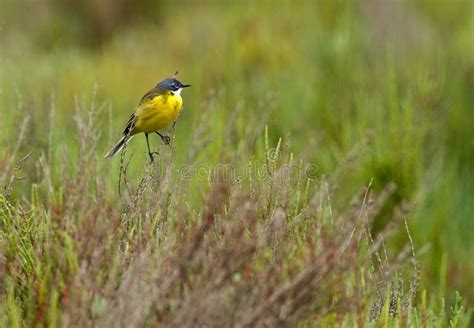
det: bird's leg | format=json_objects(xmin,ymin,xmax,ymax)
[
  {"xmin": 156, "ymin": 132, "xmax": 171, "ymax": 146},
  {"xmin": 145, "ymin": 133, "xmax": 158, "ymax": 162}
]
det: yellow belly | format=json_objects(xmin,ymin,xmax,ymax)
[{"xmin": 132, "ymin": 93, "xmax": 183, "ymax": 134}]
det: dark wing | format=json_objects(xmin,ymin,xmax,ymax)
[
  {"xmin": 122, "ymin": 113, "xmax": 136, "ymax": 135},
  {"xmin": 122, "ymin": 88, "xmax": 167, "ymax": 135},
  {"xmin": 138, "ymin": 87, "xmax": 167, "ymax": 106}
]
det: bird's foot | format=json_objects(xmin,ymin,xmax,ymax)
[
  {"xmin": 161, "ymin": 135, "xmax": 171, "ymax": 145},
  {"xmin": 156, "ymin": 132, "xmax": 171, "ymax": 146},
  {"xmin": 148, "ymin": 151, "xmax": 160, "ymax": 163}
]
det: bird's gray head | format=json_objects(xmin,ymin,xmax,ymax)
[{"xmin": 155, "ymin": 78, "xmax": 191, "ymax": 95}]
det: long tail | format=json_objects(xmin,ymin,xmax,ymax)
[{"xmin": 104, "ymin": 135, "xmax": 133, "ymax": 159}]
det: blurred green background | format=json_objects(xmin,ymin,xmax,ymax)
[{"xmin": 0, "ymin": 0, "xmax": 473, "ymax": 306}]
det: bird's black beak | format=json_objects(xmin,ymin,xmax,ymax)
[{"xmin": 181, "ymin": 84, "xmax": 191, "ymax": 88}]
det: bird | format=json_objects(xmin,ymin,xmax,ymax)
[{"xmin": 105, "ymin": 74, "xmax": 191, "ymax": 162}]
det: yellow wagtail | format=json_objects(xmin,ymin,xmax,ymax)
[{"xmin": 105, "ymin": 75, "xmax": 191, "ymax": 162}]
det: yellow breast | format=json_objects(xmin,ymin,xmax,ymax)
[{"xmin": 133, "ymin": 92, "xmax": 183, "ymax": 134}]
